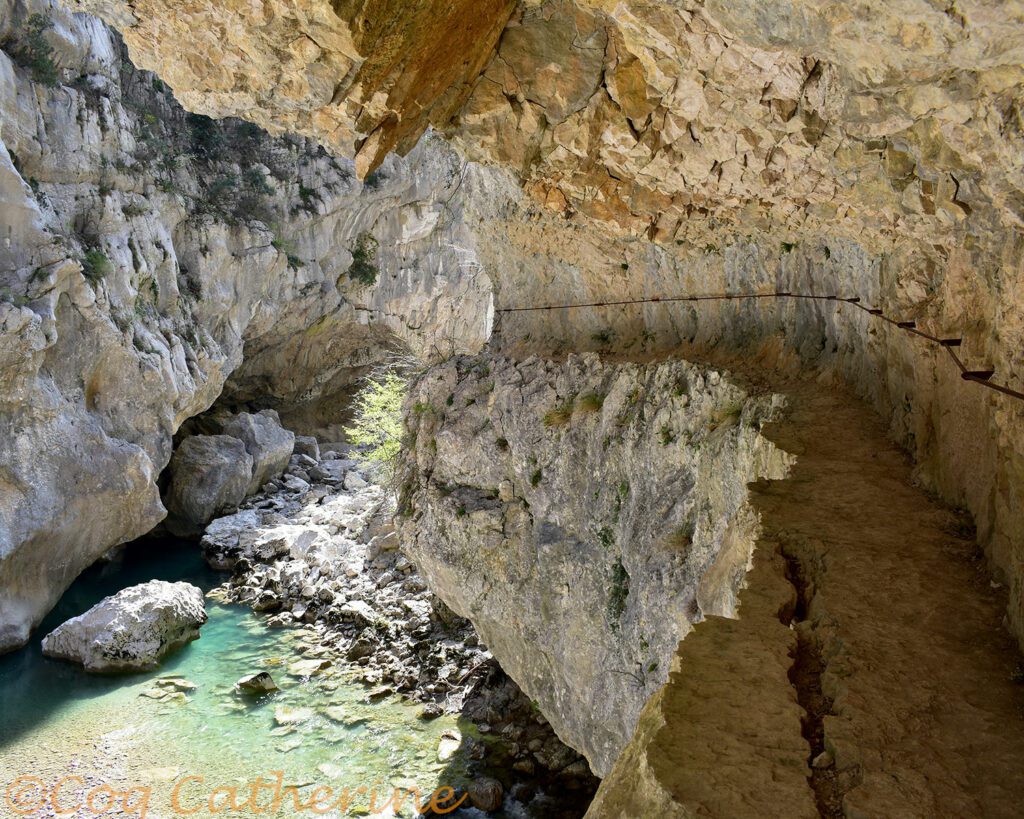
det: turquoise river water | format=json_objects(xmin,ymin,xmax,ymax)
[{"xmin": 0, "ymin": 539, "xmax": 485, "ymax": 818}]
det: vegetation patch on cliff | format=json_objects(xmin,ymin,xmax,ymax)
[
  {"xmin": 347, "ymin": 232, "xmax": 380, "ymax": 286},
  {"xmin": 606, "ymin": 560, "xmax": 630, "ymax": 632},
  {"xmin": 7, "ymin": 13, "xmax": 58, "ymax": 87}
]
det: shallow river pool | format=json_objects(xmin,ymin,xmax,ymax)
[{"xmin": 0, "ymin": 540, "xmax": 481, "ymax": 818}]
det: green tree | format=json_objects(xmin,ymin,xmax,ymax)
[{"xmin": 344, "ymin": 371, "xmax": 407, "ymax": 480}]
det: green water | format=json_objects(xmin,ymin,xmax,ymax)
[{"xmin": 0, "ymin": 540, "xmax": 476, "ymax": 818}]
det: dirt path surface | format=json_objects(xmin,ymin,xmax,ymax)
[
  {"xmin": 589, "ymin": 380, "xmax": 1024, "ymax": 817},
  {"xmin": 759, "ymin": 384, "xmax": 1024, "ymax": 817}
]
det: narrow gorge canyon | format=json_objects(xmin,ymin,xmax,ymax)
[{"xmin": 1, "ymin": 0, "xmax": 1023, "ymax": 817}]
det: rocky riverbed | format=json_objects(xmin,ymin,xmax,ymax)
[{"xmin": 199, "ymin": 437, "xmax": 599, "ymax": 814}]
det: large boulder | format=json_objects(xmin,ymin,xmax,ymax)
[
  {"xmin": 292, "ymin": 435, "xmax": 320, "ymax": 460},
  {"xmin": 200, "ymin": 509, "xmax": 262, "ymax": 570},
  {"xmin": 222, "ymin": 410, "xmax": 295, "ymax": 495},
  {"xmin": 165, "ymin": 435, "xmax": 253, "ymax": 535},
  {"xmin": 41, "ymin": 581, "xmax": 207, "ymax": 672}
]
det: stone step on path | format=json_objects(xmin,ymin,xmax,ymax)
[{"xmin": 588, "ymin": 381, "xmax": 1024, "ymax": 817}]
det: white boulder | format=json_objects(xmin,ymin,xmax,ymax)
[
  {"xmin": 236, "ymin": 671, "xmax": 279, "ymax": 694},
  {"xmin": 41, "ymin": 581, "xmax": 207, "ymax": 672}
]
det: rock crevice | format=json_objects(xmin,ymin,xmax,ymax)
[{"xmin": 589, "ymin": 379, "xmax": 1024, "ymax": 817}]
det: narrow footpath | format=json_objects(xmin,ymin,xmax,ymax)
[{"xmin": 589, "ymin": 381, "xmax": 1024, "ymax": 817}]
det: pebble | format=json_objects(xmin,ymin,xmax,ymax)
[
  {"xmin": 283, "ymin": 475, "xmax": 311, "ymax": 493},
  {"xmin": 418, "ymin": 702, "xmax": 443, "ymax": 720},
  {"xmin": 437, "ymin": 728, "xmax": 462, "ymax": 761},
  {"xmin": 344, "ymin": 471, "xmax": 368, "ymax": 490},
  {"xmin": 287, "ymin": 657, "xmax": 332, "ymax": 677},
  {"xmin": 273, "ymin": 705, "xmax": 314, "ymax": 725},
  {"xmin": 235, "ymin": 671, "xmax": 279, "ymax": 694}
]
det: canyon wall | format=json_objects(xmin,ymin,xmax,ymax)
[
  {"xmin": 0, "ymin": 0, "xmax": 497, "ymax": 650},
  {"xmin": 68, "ymin": 0, "xmax": 1024, "ymax": 648},
  {"xmin": 1, "ymin": 7, "xmax": 1022, "ymax": 810}
]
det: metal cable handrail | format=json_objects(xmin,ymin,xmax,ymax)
[{"xmin": 495, "ymin": 292, "xmax": 1024, "ymax": 402}]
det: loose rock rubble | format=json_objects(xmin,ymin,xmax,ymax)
[
  {"xmin": 202, "ymin": 445, "xmax": 483, "ymax": 704},
  {"xmin": 200, "ymin": 442, "xmax": 599, "ymax": 813}
]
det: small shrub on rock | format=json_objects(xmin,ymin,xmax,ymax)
[
  {"xmin": 12, "ymin": 14, "xmax": 59, "ymax": 87},
  {"xmin": 607, "ymin": 560, "xmax": 630, "ymax": 630},
  {"xmin": 347, "ymin": 232, "xmax": 379, "ymax": 286},
  {"xmin": 543, "ymin": 398, "xmax": 574, "ymax": 427},
  {"xmin": 81, "ymin": 248, "xmax": 112, "ymax": 282}
]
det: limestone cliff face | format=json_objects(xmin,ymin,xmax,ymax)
[
  {"xmin": 78, "ymin": 0, "xmax": 1024, "ymax": 250},
  {"xmin": 71, "ymin": 0, "xmax": 516, "ymax": 177},
  {"xmin": 0, "ymin": 1, "xmax": 496, "ymax": 651},
  {"xmin": 398, "ymin": 353, "xmax": 792, "ymax": 774},
  {"xmin": 68, "ymin": 0, "xmax": 1024, "ymax": 649},
  {"xmin": 453, "ymin": 0, "xmax": 1024, "ymax": 249}
]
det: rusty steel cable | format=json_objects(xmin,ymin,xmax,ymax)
[{"xmin": 495, "ymin": 292, "xmax": 1024, "ymax": 402}]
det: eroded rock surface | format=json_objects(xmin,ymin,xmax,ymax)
[
  {"xmin": 164, "ymin": 434, "xmax": 253, "ymax": 535},
  {"xmin": 64, "ymin": 0, "xmax": 1024, "ymax": 650},
  {"xmin": 41, "ymin": 580, "xmax": 206, "ymax": 672},
  {"xmin": 80, "ymin": 0, "xmax": 1024, "ymax": 251},
  {"xmin": 588, "ymin": 381, "xmax": 1024, "ymax": 818},
  {"xmin": 72, "ymin": 0, "xmax": 516, "ymax": 176},
  {"xmin": 0, "ymin": 1, "xmax": 499, "ymax": 650},
  {"xmin": 0, "ymin": 5, "xmax": 1021, "ymax": 816},
  {"xmin": 398, "ymin": 353, "xmax": 792, "ymax": 774}
]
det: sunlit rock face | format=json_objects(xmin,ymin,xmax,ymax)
[
  {"xmin": 71, "ymin": 0, "xmax": 516, "ymax": 176},
  {"xmin": 454, "ymin": 0, "xmax": 1024, "ymax": 249},
  {"xmin": 0, "ymin": 2, "xmax": 499, "ymax": 651},
  {"xmin": 75, "ymin": 0, "xmax": 1024, "ymax": 250},
  {"xmin": 398, "ymin": 353, "xmax": 792, "ymax": 774}
]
